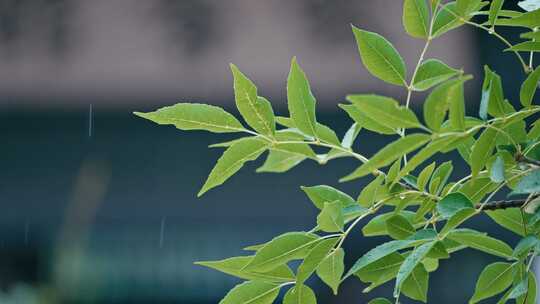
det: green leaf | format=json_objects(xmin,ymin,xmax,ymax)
[
  {"xmin": 355, "ymin": 252, "xmax": 404, "ymax": 285},
  {"xmin": 470, "ymin": 262, "xmax": 514, "ymax": 304},
  {"xmin": 368, "ymin": 299, "xmax": 392, "ymax": 304},
  {"xmin": 274, "ymin": 117, "xmax": 340, "ymax": 145},
  {"xmin": 395, "ymin": 135, "xmax": 463, "ymax": 184},
  {"xmin": 317, "ymin": 248, "xmax": 345, "ymax": 295},
  {"xmin": 514, "ymin": 169, "xmax": 540, "ymax": 194},
  {"xmin": 341, "ymin": 123, "xmax": 362, "ymax": 148},
  {"xmin": 344, "ymin": 230, "xmax": 436, "ymax": 279},
  {"xmin": 357, "ymin": 175, "xmax": 386, "ymax": 207},
  {"xmin": 432, "ymin": 2, "xmax": 464, "ymax": 37},
  {"xmin": 363, "ymin": 211, "xmax": 418, "ymax": 237},
  {"xmin": 447, "ymin": 229, "xmax": 514, "ymax": 258},
  {"xmin": 297, "ymin": 238, "xmax": 339, "ymax": 285},
  {"xmin": 470, "ymin": 128, "xmax": 498, "ymax": 178},
  {"xmin": 448, "ymin": 77, "xmax": 467, "ymax": 131},
  {"xmin": 351, "ymin": 27, "xmax": 407, "ymax": 86},
  {"xmin": 341, "ymin": 134, "xmax": 431, "ymax": 182},
  {"xmin": 287, "ymin": 58, "xmax": 318, "ymax": 138},
  {"xmin": 257, "ymin": 150, "xmax": 306, "ymax": 173},
  {"xmin": 490, "ymin": 156, "xmax": 505, "ymax": 183},
  {"xmin": 347, "ymin": 95, "xmax": 422, "ymax": 132},
  {"xmin": 219, "ymin": 281, "xmax": 281, "ymax": 304},
  {"xmin": 486, "ymin": 208, "xmax": 527, "ymax": 236},
  {"xmin": 195, "ymin": 256, "xmax": 295, "ymax": 283},
  {"xmin": 386, "ymin": 214, "xmax": 416, "ymax": 239},
  {"xmin": 507, "ymin": 41, "xmax": 540, "ymax": 52},
  {"xmin": 199, "ymin": 138, "xmax": 268, "ymax": 196},
  {"xmin": 488, "ymin": 0, "xmax": 505, "ymax": 27},
  {"xmin": 456, "ymin": 0, "xmax": 482, "ymax": 15},
  {"xmin": 317, "ymin": 201, "xmax": 345, "ymax": 232},
  {"xmin": 231, "ymin": 64, "xmax": 276, "ymax": 136},
  {"xmin": 403, "ymin": 0, "xmax": 430, "ymax": 39},
  {"xmin": 439, "ymin": 208, "xmax": 476, "ymax": 236},
  {"xmin": 394, "ymin": 241, "xmax": 436, "ymax": 298},
  {"xmin": 521, "ymin": 66, "xmax": 540, "ymax": 107},
  {"xmin": 513, "ymin": 235, "xmax": 539, "ymax": 258},
  {"xmin": 522, "ymin": 31, "xmax": 540, "ymax": 40},
  {"xmin": 340, "ymin": 104, "xmax": 395, "ymax": 135},
  {"xmin": 417, "ymin": 162, "xmax": 436, "ymax": 191},
  {"xmin": 480, "ymin": 67, "xmax": 509, "ymax": 119},
  {"xmin": 413, "ymin": 59, "xmax": 461, "ymax": 92},
  {"xmin": 436, "ymin": 192, "xmax": 474, "ymax": 219},
  {"xmin": 426, "ymin": 241, "xmax": 450, "ymax": 259},
  {"xmin": 283, "ymin": 285, "xmax": 317, "ymax": 304},
  {"xmin": 496, "ymin": 8, "xmax": 540, "ymax": 28},
  {"xmin": 244, "ymin": 232, "xmax": 319, "ymax": 272},
  {"xmin": 134, "ymin": 103, "xmax": 245, "ymax": 133},
  {"xmin": 518, "ymin": 271, "xmax": 537, "ymax": 304},
  {"xmin": 401, "ymin": 264, "xmax": 429, "ymax": 302},
  {"xmin": 301, "ymin": 185, "xmax": 356, "ymax": 210},
  {"xmin": 423, "ymin": 78, "xmax": 463, "ymax": 131}
]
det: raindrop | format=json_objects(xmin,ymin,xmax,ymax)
[{"xmin": 159, "ymin": 217, "xmax": 166, "ymax": 248}]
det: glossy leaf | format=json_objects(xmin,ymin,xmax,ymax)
[
  {"xmin": 507, "ymin": 41, "xmax": 540, "ymax": 52},
  {"xmin": 283, "ymin": 285, "xmax": 317, "ymax": 304},
  {"xmin": 257, "ymin": 150, "xmax": 305, "ymax": 173},
  {"xmin": 488, "ymin": 0, "xmax": 505, "ymax": 27},
  {"xmin": 244, "ymin": 232, "xmax": 319, "ymax": 272},
  {"xmin": 432, "ymin": 2, "xmax": 464, "ymax": 37},
  {"xmin": 394, "ymin": 241, "xmax": 436, "ymax": 297},
  {"xmin": 317, "ymin": 201, "xmax": 344, "ymax": 232},
  {"xmin": 413, "ymin": 59, "xmax": 460, "ymax": 91},
  {"xmin": 134, "ymin": 103, "xmax": 245, "ymax": 133},
  {"xmin": 196, "ymin": 256, "xmax": 295, "ymax": 283},
  {"xmin": 297, "ymin": 238, "xmax": 339, "ymax": 285},
  {"xmin": 317, "ymin": 248, "xmax": 345, "ymax": 295},
  {"xmin": 219, "ymin": 281, "xmax": 281, "ymax": 304},
  {"xmin": 490, "ymin": 156, "xmax": 506, "ymax": 183},
  {"xmin": 352, "ymin": 27, "xmax": 407, "ymax": 86},
  {"xmin": 436, "ymin": 192, "xmax": 474, "ymax": 219},
  {"xmin": 341, "ymin": 134, "xmax": 431, "ymax": 181},
  {"xmin": 287, "ymin": 58, "xmax": 318, "ymax": 138},
  {"xmin": 514, "ymin": 169, "xmax": 540, "ymax": 194},
  {"xmin": 199, "ymin": 138, "xmax": 268, "ymax": 196},
  {"xmin": 470, "ymin": 262, "xmax": 514, "ymax": 304},
  {"xmin": 447, "ymin": 229, "xmax": 513, "ymax": 258},
  {"xmin": 347, "ymin": 95, "xmax": 422, "ymax": 132},
  {"xmin": 403, "ymin": 0, "xmax": 430, "ymax": 38},
  {"xmin": 521, "ymin": 66, "xmax": 540, "ymax": 107},
  {"xmin": 340, "ymin": 103, "xmax": 394, "ymax": 135},
  {"xmin": 470, "ymin": 128, "xmax": 498, "ymax": 178},
  {"xmin": 231, "ymin": 64, "xmax": 276, "ymax": 136},
  {"xmin": 301, "ymin": 185, "xmax": 356, "ymax": 210},
  {"xmin": 401, "ymin": 264, "xmax": 429, "ymax": 302},
  {"xmin": 486, "ymin": 208, "xmax": 527, "ymax": 236},
  {"xmin": 417, "ymin": 163, "xmax": 436, "ymax": 191},
  {"xmin": 386, "ymin": 214, "xmax": 415, "ymax": 239}
]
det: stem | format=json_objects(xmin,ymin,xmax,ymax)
[{"xmin": 436, "ymin": 3, "xmax": 530, "ymax": 73}]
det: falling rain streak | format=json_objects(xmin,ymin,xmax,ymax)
[
  {"xmin": 88, "ymin": 104, "xmax": 93, "ymax": 138},
  {"xmin": 159, "ymin": 217, "xmax": 166, "ymax": 248}
]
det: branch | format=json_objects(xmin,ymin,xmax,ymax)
[
  {"xmin": 516, "ymin": 154, "xmax": 540, "ymax": 167},
  {"xmin": 477, "ymin": 196, "xmax": 539, "ymax": 211},
  {"xmin": 475, "ymin": 198, "xmax": 528, "ymax": 211}
]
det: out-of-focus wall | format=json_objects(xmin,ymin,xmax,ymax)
[{"xmin": 0, "ymin": 0, "xmax": 476, "ymax": 108}]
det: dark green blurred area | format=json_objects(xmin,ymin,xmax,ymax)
[{"xmin": 0, "ymin": 107, "xmax": 525, "ymax": 303}]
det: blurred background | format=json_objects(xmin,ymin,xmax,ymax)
[{"xmin": 0, "ymin": 0, "xmax": 536, "ymax": 303}]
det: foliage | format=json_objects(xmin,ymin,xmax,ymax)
[{"xmin": 135, "ymin": 0, "xmax": 540, "ymax": 303}]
